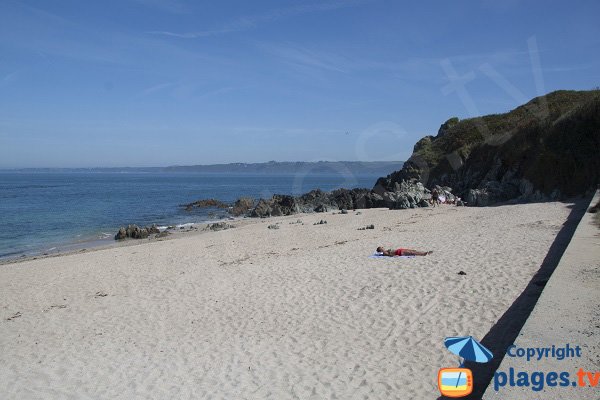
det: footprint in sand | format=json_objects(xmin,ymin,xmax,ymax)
[
  {"xmin": 6, "ymin": 311, "xmax": 22, "ymax": 321},
  {"xmin": 42, "ymin": 305, "xmax": 67, "ymax": 313}
]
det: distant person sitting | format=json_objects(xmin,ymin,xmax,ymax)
[{"xmin": 376, "ymin": 246, "xmax": 432, "ymax": 256}]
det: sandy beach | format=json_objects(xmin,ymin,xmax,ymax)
[{"xmin": 0, "ymin": 202, "xmax": 578, "ymax": 399}]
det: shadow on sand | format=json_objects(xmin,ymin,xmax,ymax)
[{"xmin": 437, "ymin": 197, "xmax": 590, "ymax": 400}]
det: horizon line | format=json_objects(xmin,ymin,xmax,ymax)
[{"xmin": 0, "ymin": 160, "xmax": 405, "ymax": 171}]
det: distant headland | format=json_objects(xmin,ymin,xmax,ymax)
[{"xmin": 2, "ymin": 161, "xmax": 403, "ymax": 176}]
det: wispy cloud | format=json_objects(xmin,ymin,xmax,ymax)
[
  {"xmin": 140, "ymin": 82, "xmax": 176, "ymax": 95},
  {"xmin": 0, "ymin": 1, "xmax": 235, "ymax": 69},
  {"xmin": 541, "ymin": 63, "xmax": 596, "ymax": 73},
  {"xmin": 256, "ymin": 41, "xmax": 542, "ymax": 84},
  {"xmin": 226, "ymin": 126, "xmax": 346, "ymax": 137},
  {"xmin": 138, "ymin": 81, "xmax": 236, "ymax": 100},
  {"xmin": 0, "ymin": 2, "xmax": 128, "ymax": 65},
  {"xmin": 0, "ymin": 71, "xmax": 19, "ymax": 88},
  {"xmin": 195, "ymin": 86, "xmax": 235, "ymax": 99},
  {"xmin": 148, "ymin": 0, "xmax": 371, "ymax": 38},
  {"xmin": 258, "ymin": 43, "xmax": 348, "ymax": 73},
  {"xmin": 131, "ymin": 0, "xmax": 188, "ymax": 14}
]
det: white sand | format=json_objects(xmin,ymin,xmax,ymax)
[{"xmin": 0, "ymin": 202, "xmax": 572, "ymax": 399}]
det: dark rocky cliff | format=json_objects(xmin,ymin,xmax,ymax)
[{"xmin": 375, "ymin": 90, "xmax": 600, "ymax": 205}]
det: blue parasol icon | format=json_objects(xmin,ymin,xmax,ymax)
[{"xmin": 444, "ymin": 336, "xmax": 493, "ymax": 365}]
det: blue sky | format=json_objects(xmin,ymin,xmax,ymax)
[{"xmin": 1, "ymin": 0, "xmax": 599, "ymax": 168}]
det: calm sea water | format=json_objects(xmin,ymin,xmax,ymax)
[{"xmin": 0, "ymin": 172, "xmax": 379, "ymax": 260}]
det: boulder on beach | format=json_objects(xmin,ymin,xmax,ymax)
[
  {"xmin": 115, "ymin": 227, "xmax": 127, "ymax": 240},
  {"xmin": 205, "ymin": 222, "xmax": 233, "ymax": 231},
  {"xmin": 250, "ymin": 199, "xmax": 274, "ymax": 218},
  {"xmin": 299, "ymin": 189, "xmax": 336, "ymax": 213},
  {"xmin": 231, "ymin": 197, "xmax": 254, "ymax": 216},
  {"xmin": 330, "ymin": 188, "xmax": 353, "ymax": 210},
  {"xmin": 249, "ymin": 195, "xmax": 302, "ymax": 218},
  {"xmin": 314, "ymin": 204, "xmax": 329, "ymax": 213},
  {"xmin": 127, "ymin": 225, "xmax": 147, "ymax": 239},
  {"xmin": 358, "ymin": 224, "xmax": 375, "ymax": 230},
  {"xmin": 114, "ymin": 224, "xmax": 161, "ymax": 240},
  {"xmin": 272, "ymin": 194, "xmax": 301, "ymax": 215},
  {"xmin": 375, "ymin": 180, "xmax": 429, "ymax": 209},
  {"xmin": 183, "ymin": 198, "xmax": 229, "ymax": 211},
  {"xmin": 147, "ymin": 224, "xmax": 160, "ymax": 234}
]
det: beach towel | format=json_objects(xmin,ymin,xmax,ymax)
[{"xmin": 369, "ymin": 252, "xmax": 415, "ymax": 259}]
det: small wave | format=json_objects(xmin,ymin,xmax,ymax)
[
  {"xmin": 10, "ymin": 185, "xmax": 68, "ymax": 190},
  {"xmin": 0, "ymin": 250, "xmax": 26, "ymax": 258}
]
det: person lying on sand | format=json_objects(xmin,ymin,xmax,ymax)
[{"xmin": 376, "ymin": 246, "xmax": 432, "ymax": 256}]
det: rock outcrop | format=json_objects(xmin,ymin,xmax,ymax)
[
  {"xmin": 231, "ymin": 197, "xmax": 254, "ymax": 216},
  {"xmin": 374, "ymin": 90, "xmax": 600, "ymax": 205},
  {"xmin": 182, "ymin": 183, "xmax": 436, "ymax": 220},
  {"xmin": 242, "ymin": 182, "xmax": 444, "ymax": 218},
  {"xmin": 204, "ymin": 222, "xmax": 233, "ymax": 231},
  {"xmin": 115, "ymin": 224, "xmax": 161, "ymax": 240},
  {"xmin": 183, "ymin": 198, "xmax": 229, "ymax": 211}
]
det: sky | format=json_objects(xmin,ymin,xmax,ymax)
[{"xmin": 0, "ymin": 0, "xmax": 599, "ymax": 168}]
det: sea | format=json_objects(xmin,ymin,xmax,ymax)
[{"xmin": 0, "ymin": 171, "xmax": 380, "ymax": 261}]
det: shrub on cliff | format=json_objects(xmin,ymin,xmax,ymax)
[{"xmin": 376, "ymin": 89, "xmax": 600, "ymax": 202}]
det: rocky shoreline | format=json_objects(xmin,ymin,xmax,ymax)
[
  {"xmin": 113, "ymin": 182, "xmax": 461, "ymax": 240},
  {"xmin": 239, "ymin": 182, "xmax": 453, "ymax": 219},
  {"xmin": 114, "ymin": 90, "xmax": 600, "ymax": 241},
  {"xmin": 376, "ymin": 90, "xmax": 600, "ymax": 206}
]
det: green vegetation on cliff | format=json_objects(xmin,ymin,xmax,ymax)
[{"xmin": 377, "ymin": 89, "xmax": 600, "ymax": 200}]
